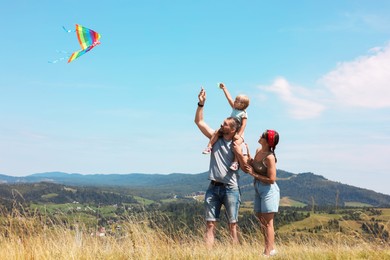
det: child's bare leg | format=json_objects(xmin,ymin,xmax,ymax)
[
  {"xmin": 230, "ymin": 135, "xmax": 243, "ymax": 170},
  {"xmin": 202, "ymin": 129, "xmax": 220, "ymax": 154}
]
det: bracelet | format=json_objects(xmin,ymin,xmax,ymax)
[{"xmin": 197, "ymin": 102, "xmax": 204, "ymax": 107}]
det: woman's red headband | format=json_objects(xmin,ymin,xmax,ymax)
[{"xmin": 267, "ymin": 130, "xmax": 275, "ymax": 148}]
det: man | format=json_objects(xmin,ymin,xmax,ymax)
[{"xmin": 194, "ymin": 88, "xmax": 247, "ymax": 247}]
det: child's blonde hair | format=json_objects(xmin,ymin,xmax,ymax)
[{"xmin": 236, "ymin": 95, "xmax": 250, "ymax": 110}]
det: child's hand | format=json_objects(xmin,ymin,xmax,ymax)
[{"xmin": 219, "ymin": 83, "xmax": 225, "ymax": 89}]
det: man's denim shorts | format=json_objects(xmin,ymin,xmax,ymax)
[
  {"xmin": 204, "ymin": 182, "xmax": 241, "ymax": 223},
  {"xmin": 254, "ymin": 181, "xmax": 280, "ymax": 213}
]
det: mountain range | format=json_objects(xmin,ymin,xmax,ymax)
[{"xmin": 0, "ymin": 170, "xmax": 389, "ymax": 207}]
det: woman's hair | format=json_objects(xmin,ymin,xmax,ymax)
[
  {"xmin": 262, "ymin": 130, "xmax": 279, "ymax": 162},
  {"xmin": 235, "ymin": 95, "xmax": 250, "ymax": 110}
]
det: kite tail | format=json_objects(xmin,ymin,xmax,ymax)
[
  {"xmin": 48, "ymin": 50, "xmax": 70, "ymax": 63},
  {"xmin": 48, "ymin": 57, "xmax": 68, "ymax": 64},
  {"xmin": 62, "ymin": 26, "xmax": 75, "ymax": 33}
]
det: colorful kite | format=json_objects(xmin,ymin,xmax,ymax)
[
  {"xmin": 68, "ymin": 24, "xmax": 101, "ymax": 63},
  {"xmin": 49, "ymin": 24, "xmax": 101, "ymax": 63}
]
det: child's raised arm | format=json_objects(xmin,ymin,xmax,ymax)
[{"xmin": 219, "ymin": 83, "xmax": 234, "ymax": 108}]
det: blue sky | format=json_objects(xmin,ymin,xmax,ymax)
[{"xmin": 1, "ymin": 1, "xmax": 389, "ymax": 195}]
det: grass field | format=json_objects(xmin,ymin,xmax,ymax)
[
  {"xmin": 279, "ymin": 196, "xmax": 306, "ymax": 207},
  {"xmin": 1, "ymin": 208, "xmax": 390, "ymax": 259},
  {"xmin": 344, "ymin": 201, "xmax": 373, "ymax": 207}
]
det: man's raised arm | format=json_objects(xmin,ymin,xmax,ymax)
[{"xmin": 194, "ymin": 88, "xmax": 214, "ymax": 139}]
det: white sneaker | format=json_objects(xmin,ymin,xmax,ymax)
[
  {"xmin": 202, "ymin": 147, "xmax": 212, "ymax": 154},
  {"xmin": 229, "ymin": 162, "xmax": 239, "ymax": 171},
  {"xmin": 262, "ymin": 249, "xmax": 277, "ymax": 257}
]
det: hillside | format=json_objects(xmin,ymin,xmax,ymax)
[
  {"xmin": 0, "ymin": 171, "xmax": 389, "ymax": 207},
  {"xmin": 0, "ymin": 182, "xmax": 138, "ymax": 209},
  {"xmin": 276, "ymin": 172, "xmax": 390, "ymax": 207}
]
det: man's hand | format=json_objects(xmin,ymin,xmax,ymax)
[
  {"xmin": 232, "ymin": 141, "xmax": 252, "ymax": 174},
  {"xmin": 195, "ymin": 87, "xmax": 213, "ymax": 139},
  {"xmin": 198, "ymin": 87, "xmax": 206, "ymax": 105},
  {"xmin": 243, "ymin": 164, "xmax": 253, "ymax": 174},
  {"xmin": 232, "ymin": 140, "xmax": 243, "ymax": 156}
]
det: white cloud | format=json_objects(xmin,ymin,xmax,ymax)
[
  {"xmin": 263, "ymin": 77, "xmax": 326, "ymax": 120},
  {"xmin": 320, "ymin": 43, "xmax": 390, "ymax": 108},
  {"xmin": 261, "ymin": 43, "xmax": 390, "ymax": 119}
]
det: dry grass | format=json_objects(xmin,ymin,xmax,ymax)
[{"xmin": 1, "ymin": 211, "xmax": 390, "ymax": 260}]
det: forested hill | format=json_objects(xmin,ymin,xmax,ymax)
[
  {"xmin": 0, "ymin": 171, "xmax": 389, "ymax": 207},
  {"xmin": 0, "ymin": 182, "xmax": 138, "ymax": 210}
]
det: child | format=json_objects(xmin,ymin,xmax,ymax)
[{"xmin": 202, "ymin": 83, "xmax": 250, "ymax": 171}]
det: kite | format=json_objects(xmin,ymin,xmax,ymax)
[
  {"xmin": 67, "ymin": 24, "xmax": 101, "ymax": 63},
  {"xmin": 49, "ymin": 24, "xmax": 101, "ymax": 63}
]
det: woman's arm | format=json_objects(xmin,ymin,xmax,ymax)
[
  {"xmin": 233, "ymin": 143, "xmax": 277, "ymax": 184},
  {"xmin": 257, "ymin": 155, "xmax": 276, "ymax": 184},
  {"xmin": 241, "ymin": 153, "xmax": 276, "ymax": 184}
]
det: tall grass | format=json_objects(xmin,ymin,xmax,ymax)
[{"xmin": 1, "ymin": 208, "xmax": 389, "ymax": 259}]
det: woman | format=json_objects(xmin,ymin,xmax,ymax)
[{"xmin": 234, "ymin": 129, "xmax": 280, "ymax": 257}]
